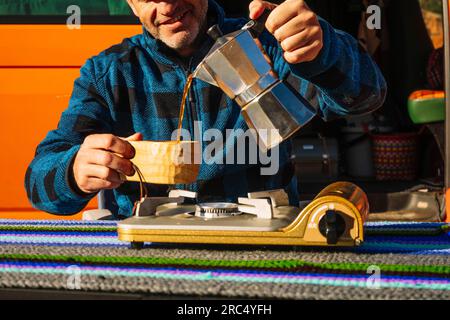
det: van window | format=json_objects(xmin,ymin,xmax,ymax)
[{"xmin": 0, "ymin": 0, "xmax": 136, "ymax": 24}]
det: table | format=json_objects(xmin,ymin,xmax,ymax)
[{"xmin": 0, "ymin": 219, "xmax": 449, "ymax": 300}]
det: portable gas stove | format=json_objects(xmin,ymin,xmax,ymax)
[{"xmin": 118, "ymin": 182, "xmax": 369, "ymax": 249}]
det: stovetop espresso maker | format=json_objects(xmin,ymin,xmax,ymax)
[{"xmin": 193, "ymin": 11, "xmax": 317, "ymax": 150}]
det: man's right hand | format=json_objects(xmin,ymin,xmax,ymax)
[{"xmin": 72, "ymin": 133, "xmax": 142, "ymax": 194}]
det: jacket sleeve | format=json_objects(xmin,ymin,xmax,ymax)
[
  {"xmin": 266, "ymin": 17, "xmax": 387, "ymax": 120},
  {"xmin": 24, "ymin": 59, "xmax": 113, "ymax": 215}
]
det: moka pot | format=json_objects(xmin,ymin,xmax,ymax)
[{"xmin": 193, "ymin": 11, "xmax": 317, "ymax": 150}]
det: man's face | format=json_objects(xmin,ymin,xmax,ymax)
[{"xmin": 127, "ymin": 0, "xmax": 208, "ymax": 55}]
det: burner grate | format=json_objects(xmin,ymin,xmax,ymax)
[{"xmin": 195, "ymin": 203, "xmax": 242, "ymax": 219}]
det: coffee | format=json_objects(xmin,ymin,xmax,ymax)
[{"xmin": 177, "ymin": 74, "xmax": 194, "ymax": 141}]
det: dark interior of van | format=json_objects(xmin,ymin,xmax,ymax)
[{"xmin": 218, "ymin": 0, "xmax": 446, "ymax": 222}]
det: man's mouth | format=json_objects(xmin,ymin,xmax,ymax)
[{"xmin": 159, "ymin": 10, "xmax": 189, "ymax": 26}]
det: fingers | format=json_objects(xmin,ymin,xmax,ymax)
[
  {"xmin": 88, "ymin": 177, "xmax": 122, "ymax": 191},
  {"xmin": 87, "ymin": 149, "xmax": 135, "ymax": 177},
  {"xmin": 253, "ymin": 0, "xmax": 323, "ymax": 64},
  {"xmin": 283, "ymin": 39, "xmax": 323, "ymax": 64},
  {"xmin": 123, "ymin": 132, "xmax": 143, "ymax": 142},
  {"xmin": 84, "ymin": 164, "xmax": 123, "ymax": 183},
  {"xmin": 73, "ymin": 133, "xmax": 142, "ymax": 194},
  {"xmin": 265, "ymin": 1, "xmax": 300, "ymax": 35},
  {"xmin": 83, "ymin": 134, "xmax": 135, "ymax": 159},
  {"xmin": 272, "ymin": 12, "xmax": 317, "ymax": 43},
  {"xmin": 280, "ymin": 30, "xmax": 309, "ymax": 52},
  {"xmin": 76, "ymin": 176, "xmax": 122, "ymax": 194},
  {"xmin": 279, "ymin": 24, "xmax": 322, "ymax": 53},
  {"xmin": 249, "ymin": 0, "xmax": 277, "ymax": 20},
  {"xmin": 74, "ymin": 163, "xmax": 123, "ymax": 194}
]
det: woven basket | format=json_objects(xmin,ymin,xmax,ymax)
[{"xmin": 371, "ymin": 133, "xmax": 419, "ymax": 181}]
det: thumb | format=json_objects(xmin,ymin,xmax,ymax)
[
  {"xmin": 249, "ymin": 0, "xmax": 277, "ymax": 20},
  {"xmin": 124, "ymin": 132, "xmax": 143, "ymax": 142}
]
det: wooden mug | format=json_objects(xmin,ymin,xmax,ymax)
[{"xmin": 122, "ymin": 141, "xmax": 201, "ymax": 185}]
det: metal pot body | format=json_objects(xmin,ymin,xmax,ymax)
[{"xmin": 194, "ymin": 29, "xmax": 316, "ymax": 150}]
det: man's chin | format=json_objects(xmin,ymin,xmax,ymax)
[{"xmin": 161, "ymin": 32, "xmax": 197, "ymax": 51}]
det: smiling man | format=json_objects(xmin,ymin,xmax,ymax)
[
  {"xmin": 126, "ymin": 0, "xmax": 209, "ymax": 57},
  {"xmin": 25, "ymin": 0, "xmax": 386, "ymax": 217}
]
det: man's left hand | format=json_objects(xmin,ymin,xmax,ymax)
[{"xmin": 249, "ymin": 0, "xmax": 323, "ymax": 64}]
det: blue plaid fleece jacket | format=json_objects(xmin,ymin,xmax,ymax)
[{"xmin": 25, "ymin": 1, "xmax": 386, "ymax": 217}]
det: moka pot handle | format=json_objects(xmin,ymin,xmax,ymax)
[{"xmin": 247, "ymin": 9, "xmax": 271, "ymax": 39}]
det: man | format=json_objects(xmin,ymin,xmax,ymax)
[{"xmin": 25, "ymin": 0, "xmax": 386, "ymax": 216}]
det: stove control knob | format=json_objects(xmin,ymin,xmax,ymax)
[{"xmin": 318, "ymin": 210, "xmax": 346, "ymax": 245}]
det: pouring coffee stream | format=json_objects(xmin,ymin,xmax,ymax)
[{"xmin": 176, "ymin": 74, "xmax": 194, "ymax": 142}]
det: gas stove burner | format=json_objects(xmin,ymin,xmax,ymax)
[
  {"xmin": 195, "ymin": 202, "xmax": 241, "ymax": 219},
  {"xmin": 119, "ymin": 183, "xmax": 369, "ymax": 247}
]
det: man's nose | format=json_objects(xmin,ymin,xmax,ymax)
[{"xmin": 158, "ymin": 0, "xmax": 181, "ymax": 16}]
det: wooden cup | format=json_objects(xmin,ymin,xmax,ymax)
[{"xmin": 123, "ymin": 141, "xmax": 200, "ymax": 185}]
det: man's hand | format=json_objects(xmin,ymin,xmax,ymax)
[
  {"xmin": 249, "ymin": 0, "xmax": 323, "ymax": 64},
  {"xmin": 73, "ymin": 133, "xmax": 142, "ymax": 194}
]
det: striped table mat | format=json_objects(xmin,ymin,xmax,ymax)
[{"xmin": 0, "ymin": 219, "xmax": 449, "ymax": 300}]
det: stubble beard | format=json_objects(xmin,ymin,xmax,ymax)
[{"xmin": 150, "ymin": 5, "xmax": 208, "ymax": 53}]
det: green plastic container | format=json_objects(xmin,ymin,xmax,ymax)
[{"xmin": 408, "ymin": 95, "xmax": 445, "ymax": 124}]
